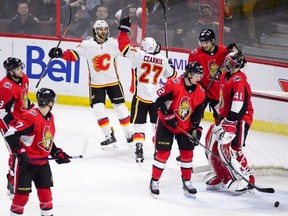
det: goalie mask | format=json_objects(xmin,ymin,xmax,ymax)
[
  {"xmin": 36, "ymin": 88, "xmax": 56, "ymax": 106},
  {"xmin": 93, "ymin": 20, "xmax": 109, "ymax": 40},
  {"xmin": 223, "ymin": 51, "xmax": 246, "ymax": 72},
  {"xmin": 140, "ymin": 37, "xmax": 161, "ymax": 54}
]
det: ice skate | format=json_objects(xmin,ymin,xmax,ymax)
[
  {"xmin": 182, "ymin": 177, "xmax": 197, "ymax": 198},
  {"xmin": 149, "ymin": 178, "xmax": 159, "ymax": 198},
  {"xmin": 101, "ymin": 127, "xmax": 117, "ymax": 149},
  {"xmin": 135, "ymin": 143, "xmax": 144, "ymax": 164},
  {"xmin": 126, "ymin": 132, "xmax": 133, "ymax": 144}
]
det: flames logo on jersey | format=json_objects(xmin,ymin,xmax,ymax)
[
  {"xmin": 38, "ymin": 126, "xmax": 54, "ymax": 152},
  {"xmin": 208, "ymin": 59, "xmax": 220, "ymax": 80},
  {"xmin": 92, "ymin": 54, "xmax": 111, "ymax": 72},
  {"xmin": 175, "ymin": 96, "xmax": 191, "ymax": 121}
]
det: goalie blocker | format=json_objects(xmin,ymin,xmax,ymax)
[{"xmin": 204, "ymin": 118, "xmax": 255, "ymax": 193}]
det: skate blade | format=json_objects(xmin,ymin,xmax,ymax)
[
  {"xmin": 150, "ymin": 192, "xmax": 159, "ymax": 199},
  {"xmin": 101, "ymin": 143, "xmax": 118, "ymax": 150},
  {"xmin": 184, "ymin": 191, "xmax": 196, "ymax": 198}
]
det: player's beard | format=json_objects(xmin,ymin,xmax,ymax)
[{"xmin": 97, "ymin": 32, "xmax": 108, "ymax": 40}]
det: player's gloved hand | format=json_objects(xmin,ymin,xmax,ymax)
[
  {"xmin": 118, "ymin": 16, "xmax": 132, "ymax": 32},
  {"xmin": 163, "ymin": 113, "xmax": 177, "ymax": 128},
  {"xmin": 52, "ymin": 148, "xmax": 71, "ymax": 164},
  {"xmin": 49, "ymin": 47, "xmax": 63, "ymax": 58},
  {"xmin": 168, "ymin": 59, "xmax": 175, "ymax": 70},
  {"xmin": 189, "ymin": 126, "xmax": 203, "ymax": 146},
  {"xmin": 214, "ymin": 118, "xmax": 237, "ymax": 144},
  {"xmin": 226, "ymin": 43, "xmax": 240, "ymax": 53},
  {"xmin": 15, "ymin": 147, "xmax": 29, "ymax": 169}
]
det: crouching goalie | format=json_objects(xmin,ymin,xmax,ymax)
[{"xmin": 203, "ymin": 50, "xmax": 255, "ymax": 194}]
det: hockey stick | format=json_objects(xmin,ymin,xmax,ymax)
[
  {"xmin": 158, "ymin": 0, "xmax": 168, "ymax": 58},
  {"xmin": 35, "ymin": 5, "xmax": 72, "ymax": 88},
  {"xmin": 176, "ymin": 125, "xmax": 275, "ymax": 193},
  {"xmin": 30, "ymin": 139, "xmax": 89, "ymax": 162}
]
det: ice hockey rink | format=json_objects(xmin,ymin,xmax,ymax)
[{"xmin": 0, "ymin": 105, "xmax": 287, "ymax": 215}]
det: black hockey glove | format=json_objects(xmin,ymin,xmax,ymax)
[
  {"xmin": 52, "ymin": 148, "xmax": 71, "ymax": 164},
  {"xmin": 49, "ymin": 47, "xmax": 63, "ymax": 58},
  {"xmin": 163, "ymin": 113, "xmax": 177, "ymax": 128},
  {"xmin": 15, "ymin": 147, "xmax": 29, "ymax": 169},
  {"xmin": 168, "ymin": 59, "xmax": 175, "ymax": 70},
  {"xmin": 189, "ymin": 126, "xmax": 203, "ymax": 146},
  {"xmin": 226, "ymin": 43, "xmax": 240, "ymax": 53},
  {"xmin": 118, "ymin": 17, "xmax": 132, "ymax": 32}
]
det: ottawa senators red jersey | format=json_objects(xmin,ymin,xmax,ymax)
[
  {"xmin": 0, "ymin": 74, "xmax": 29, "ymax": 119},
  {"xmin": 156, "ymin": 77, "xmax": 205, "ymax": 134},
  {"xmin": 8, "ymin": 108, "xmax": 56, "ymax": 165},
  {"xmin": 188, "ymin": 45, "xmax": 228, "ymax": 101},
  {"xmin": 219, "ymin": 71, "xmax": 254, "ymax": 125}
]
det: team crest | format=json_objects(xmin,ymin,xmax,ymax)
[
  {"xmin": 207, "ymin": 59, "xmax": 219, "ymax": 80},
  {"xmin": 92, "ymin": 54, "xmax": 111, "ymax": 72},
  {"xmin": 3, "ymin": 82, "xmax": 12, "ymax": 89},
  {"xmin": 38, "ymin": 126, "xmax": 54, "ymax": 152},
  {"xmin": 174, "ymin": 96, "xmax": 192, "ymax": 121}
]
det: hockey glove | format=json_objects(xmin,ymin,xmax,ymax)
[
  {"xmin": 163, "ymin": 113, "xmax": 177, "ymax": 128},
  {"xmin": 15, "ymin": 147, "xmax": 29, "ymax": 170},
  {"xmin": 189, "ymin": 126, "xmax": 203, "ymax": 146},
  {"xmin": 214, "ymin": 118, "xmax": 237, "ymax": 144},
  {"xmin": 49, "ymin": 47, "xmax": 63, "ymax": 58},
  {"xmin": 118, "ymin": 17, "xmax": 132, "ymax": 32},
  {"xmin": 52, "ymin": 148, "xmax": 71, "ymax": 164},
  {"xmin": 168, "ymin": 59, "xmax": 175, "ymax": 70}
]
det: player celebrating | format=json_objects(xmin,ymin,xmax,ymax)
[
  {"xmin": 149, "ymin": 62, "xmax": 205, "ymax": 198},
  {"xmin": 117, "ymin": 17, "xmax": 176, "ymax": 163},
  {"xmin": 204, "ymin": 51, "xmax": 255, "ymax": 194},
  {"xmin": 0, "ymin": 57, "xmax": 31, "ymax": 198},
  {"xmin": 48, "ymin": 20, "xmax": 133, "ymax": 148},
  {"xmin": 5, "ymin": 88, "xmax": 71, "ymax": 215}
]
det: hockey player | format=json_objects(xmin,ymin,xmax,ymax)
[
  {"xmin": 149, "ymin": 62, "xmax": 205, "ymax": 198},
  {"xmin": 5, "ymin": 88, "xmax": 71, "ymax": 216},
  {"xmin": 0, "ymin": 57, "xmax": 32, "ymax": 198},
  {"xmin": 48, "ymin": 20, "xmax": 133, "ymax": 148},
  {"xmin": 188, "ymin": 29, "xmax": 230, "ymax": 123},
  {"xmin": 117, "ymin": 17, "xmax": 176, "ymax": 163},
  {"xmin": 204, "ymin": 51, "xmax": 255, "ymax": 194}
]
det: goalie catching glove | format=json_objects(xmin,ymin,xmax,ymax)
[
  {"xmin": 118, "ymin": 16, "xmax": 132, "ymax": 32},
  {"xmin": 49, "ymin": 47, "xmax": 63, "ymax": 58},
  {"xmin": 214, "ymin": 118, "xmax": 237, "ymax": 144}
]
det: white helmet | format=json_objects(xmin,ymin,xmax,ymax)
[
  {"xmin": 93, "ymin": 20, "xmax": 109, "ymax": 39},
  {"xmin": 141, "ymin": 37, "xmax": 160, "ymax": 54}
]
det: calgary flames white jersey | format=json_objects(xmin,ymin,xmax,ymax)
[
  {"xmin": 75, "ymin": 37, "xmax": 121, "ymax": 87},
  {"xmin": 126, "ymin": 47, "xmax": 176, "ymax": 102}
]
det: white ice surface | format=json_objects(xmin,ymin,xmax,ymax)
[{"xmin": 0, "ymin": 105, "xmax": 287, "ymax": 215}]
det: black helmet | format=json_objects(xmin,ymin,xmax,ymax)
[
  {"xmin": 223, "ymin": 51, "xmax": 246, "ymax": 72},
  {"xmin": 199, "ymin": 29, "xmax": 216, "ymax": 42},
  {"xmin": 36, "ymin": 88, "xmax": 56, "ymax": 106},
  {"xmin": 3, "ymin": 57, "xmax": 23, "ymax": 71},
  {"xmin": 184, "ymin": 62, "xmax": 204, "ymax": 78}
]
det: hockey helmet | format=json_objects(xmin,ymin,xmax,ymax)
[
  {"xmin": 140, "ymin": 37, "xmax": 161, "ymax": 54},
  {"xmin": 3, "ymin": 57, "xmax": 23, "ymax": 72},
  {"xmin": 184, "ymin": 61, "xmax": 204, "ymax": 78},
  {"xmin": 199, "ymin": 29, "xmax": 216, "ymax": 42},
  {"xmin": 223, "ymin": 51, "xmax": 246, "ymax": 72},
  {"xmin": 36, "ymin": 88, "xmax": 56, "ymax": 106},
  {"xmin": 93, "ymin": 20, "xmax": 109, "ymax": 38}
]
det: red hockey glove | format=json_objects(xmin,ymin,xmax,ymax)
[
  {"xmin": 52, "ymin": 148, "xmax": 71, "ymax": 164},
  {"xmin": 49, "ymin": 47, "xmax": 63, "ymax": 58},
  {"xmin": 163, "ymin": 113, "xmax": 177, "ymax": 128},
  {"xmin": 118, "ymin": 17, "xmax": 132, "ymax": 32},
  {"xmin": 15, "ymin": 147, "xmax": 29, "ymax": 169}
]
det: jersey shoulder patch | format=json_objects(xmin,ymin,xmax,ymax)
[
  {"xmin": 233, "ymin": 76, "xmax": 242, "ymax": 82},
  {"xmin": 3, "ymin": 82, "xmax": 12, "ymax": 89},
  {"xmin": 191, "ymin": 48, "xmax": 199, "ymax": 54}
]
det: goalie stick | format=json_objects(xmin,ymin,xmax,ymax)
[
  {"xmin": 30, "ymin": 139, "xmax": 89, "ymax": 162},
  {"xmin": 35, "ymin": 5, "xmax": 72, "ymax": 88},
  {"xmin": 176, "ymin": 125, "xmax": 275, "ymax": 194},
  {"xmin": 158, "ymin": 0, "xmax": 169, "ymax": 58}
]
